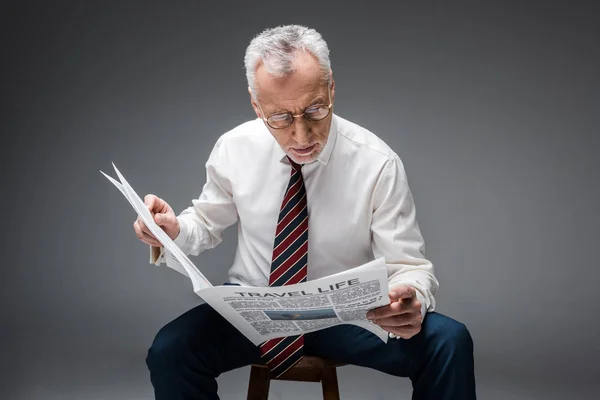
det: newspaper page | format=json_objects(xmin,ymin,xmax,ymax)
[
  {"xmin": 198, "ymin": 258, "xmax": 391, "ymax": 345},
  {"xmin": 101, "ymin": 163, "xmax": 213, "ymax": 291},
  {"xmin": 102, "ymin": 163, "xmax": 392, "ymax": 345}
]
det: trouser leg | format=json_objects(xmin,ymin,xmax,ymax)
[
  {"xmin": 305, "ymin": 312, "xmax": 476, "ymax": 399},
  {"xmin": 145, "ymin": 303, "xmax": 263, "ymax": 400}
]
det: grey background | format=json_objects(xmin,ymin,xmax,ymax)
[{"xmin": 3, "ymin": 1, "xmax": 599, "ymax": 399}]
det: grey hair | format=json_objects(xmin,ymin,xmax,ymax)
[{"xmin": 244, "ymin": 25, "xmax": 331, "ymax": 100}]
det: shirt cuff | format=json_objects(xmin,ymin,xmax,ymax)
[
  {"xmin": 149, "ymin": 246, "xmax": 164, "ymax": 265},
  {"xmin": 414, "ymin": 290, "xmax": 428, "ymax": 321}
]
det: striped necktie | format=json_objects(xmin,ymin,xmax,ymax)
[{"xmin": 259, "ymin": 157, "xmax": 308, "ymax": 377}]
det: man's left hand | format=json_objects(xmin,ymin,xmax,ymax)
[{"xmin": 366, "ymin": 285, "xmax": 422, "ymax": 339}]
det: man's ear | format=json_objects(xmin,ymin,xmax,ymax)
[
  {"xmin": 248, "ymin": 87, "xmax": 261, "ymax": 118},
  {"xmin": 329, "ymin": 70, "xmax": 336, "ymax": 102}
]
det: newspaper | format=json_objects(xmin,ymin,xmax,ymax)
[
  {"xmin": 200, "ymin": 259, "xmax": 391, "ymax": 344},
  {"xmin": 101, "ymin": 163, "xmax": 391, "ymax": 345}
]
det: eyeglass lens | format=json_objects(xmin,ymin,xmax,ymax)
[{"xmin": 267, "ymin": 105, "xmax": 330, "ymax": 129}]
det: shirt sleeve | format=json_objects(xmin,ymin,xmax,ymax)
[
  {"xmin": 371, "ymin": 155, "xmax": 439, "ymax": 320},
  {"xmin": 150, "ymin": 135, "xmax": 239, "ymax": 276}
]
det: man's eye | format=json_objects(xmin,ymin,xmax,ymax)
[{"xmin": 270, "ymin": 113, "xmax": 290, "ymax": 122}]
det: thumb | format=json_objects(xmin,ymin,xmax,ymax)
[
  {"xmin": 390, "ymin": 286, "xmax": 415, "ymax": 301},
  {"xmin": 398, "ymin": 286, "xmax": 416, "ymax": 300},
  {"xmin": 144, "ymin": 195, "xmax": 156, "ymax": 210},
  {"xmin": 155, "ymin": 213, "xmax": 176, "ymax": 228}
]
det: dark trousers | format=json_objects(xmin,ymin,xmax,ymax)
[{"xmin": 145, "ymin": 303, "xmax": 476, "ymax": 399}]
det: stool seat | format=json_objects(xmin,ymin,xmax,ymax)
[
  {"xmin": 247, "ymin": 356, "xmax": 346, "ymax": 399},
  {"xmin": 251, "ymin": 356, "xmax": 346, "ymax": 377},
  {"xmin": 288, "ymin": 356, "xmax": 347, "ymax": 370}
]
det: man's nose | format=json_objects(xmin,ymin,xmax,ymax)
[{"xmin": 292, "ymin": 117, "xmax": 311, "ymax": 145}]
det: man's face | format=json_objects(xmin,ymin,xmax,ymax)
[{"xmin": 250, "ymin": 51, "xmax": 335, "ymax": 164}]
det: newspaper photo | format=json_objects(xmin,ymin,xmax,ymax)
[{"xmin": 101, "ymin": 163, "xmax": 392, "ymax": 345}]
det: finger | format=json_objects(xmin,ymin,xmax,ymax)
[
  {"xmin": 154, "ymin": 213, "xmax": 171, "ymax": 227},
  {"xmin": 144, "ymin": 194, "xmax": 159, "ymax": 212},
  {"xmin": 394, "ymin": 296, "xmax": 421, "ymax": 318},
  {"xmin": 134, "ymin": 220, "xmax": 160, "ymax": 246},
  {"xmin": 373, "ymin": 313, "xmax": 414, "ymax": 327},
  {"xmin": 142, "ymin": 234, "xmax": 162, "ymax": 247},
  {"xmin": 398, "ymin": 298, "xmax": 418, "ymax": 312},
  {"xmin": 135, "ymin": 219, "xmax": 156, "ymax": 241},
  {"xmin": 367, "ymin": 301, "xmax": 409, "ymax": 320},
  {"xmin": 136, "ymin": 218, "xmax": 153, "ymax": 236},
  {"xmin": 138, "ymin": 227, "xmax": 162, "ymax": 247},
  {"xmin": 133, "ymin": 219, "xmax": 144, "ymax": 238}
]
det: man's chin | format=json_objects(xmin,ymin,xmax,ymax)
[{"xmin": 287, "ymin": 148, "xmax": 321, "ymax": 165}]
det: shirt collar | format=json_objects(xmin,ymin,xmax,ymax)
[{"xmin": 271, "ymin": 114, "xmax": 338, "ymax": 166}]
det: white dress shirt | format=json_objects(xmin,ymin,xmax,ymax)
[{"xmin": 152, "ymin": 114, "xmax": 438, "ymax": 318}]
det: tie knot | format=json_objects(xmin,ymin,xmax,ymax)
[{"xmin": 287, "ymin": 156, "xmax": 302, "ymax": 171}]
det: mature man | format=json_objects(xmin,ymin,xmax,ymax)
[{"xmin": 136, "ymin": 25, "xmax": 476, "ymax": 399}]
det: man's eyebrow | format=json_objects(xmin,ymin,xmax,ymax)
[
  {"xmin": 311, "ymin": 99, "xmax": 328, "ymax": 107},
  {"xmin": 269, "ymin": 107, "xmax": 288, "ymax": 114},
  {"xmin": 309, "ymin": 94, "xmax": 327, "ymax": 105},
  {"xmin": 269, "ymin": 95, "xmax": 327, "ymax": 114}
]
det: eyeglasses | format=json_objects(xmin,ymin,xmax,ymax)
[{"xmin": 258, "ymin": 87, "xmax": 333, "ymax": 129}]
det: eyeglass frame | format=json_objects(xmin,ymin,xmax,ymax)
[{"xmin": 257, "ymin": 85, "xmax": 333, "ymax": 130}]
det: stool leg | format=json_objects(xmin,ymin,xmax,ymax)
[
  {"xmin": 321, "ymin": 366, "xmax": 340, "ymax": 400},
  {"xmin": 247, "ymin": 366, "xmax": 271, "ymax": 400}
]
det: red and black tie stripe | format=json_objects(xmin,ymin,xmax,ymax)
[{"xmin": 259, "ymin": 157, "xmax": 308, "ymax": 377}]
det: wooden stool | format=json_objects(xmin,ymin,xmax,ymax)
[{"xmin": 246, "ymin": 356, "xmax": 346, "ymax": 400}]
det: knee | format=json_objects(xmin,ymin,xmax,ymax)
[
  {"xmin": 145, "ymin": 323, "xmax": 188, "ymax": 372},
  {"xmin": 423, "ymin": 313, "xmax": 473, "ymax": 357},
  {"xmin": 145, "ymin": 305, "xmax": 219, "ymax": 374},
  {"xmin": 442, "ymin": 320, "xmax": 473, "ymax": 355}
]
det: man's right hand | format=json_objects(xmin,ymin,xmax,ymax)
[{"xmin": 133, "ymin": 194, "xmax": 180, "ymax": 247}]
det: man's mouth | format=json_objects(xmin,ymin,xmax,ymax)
[{"xmin": 292, "ymin": 144, "xmax": 316, "ymax": 155}]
